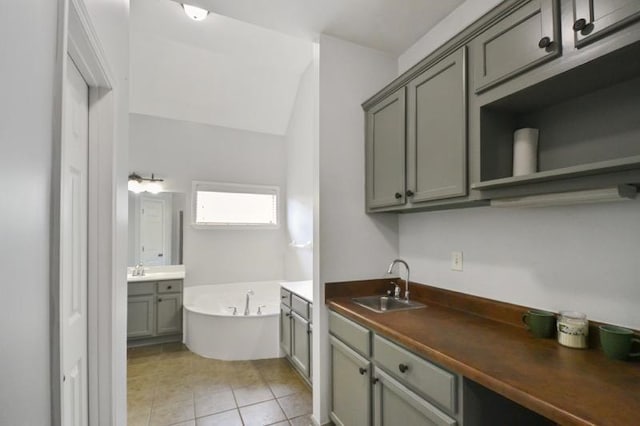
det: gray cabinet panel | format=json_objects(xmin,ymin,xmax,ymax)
[
  {"xmin": 373, "ymin": 368, "xmax": 457, "ymax": 426},
  {"xmin": 128, "ymin": 282, "xmax": 155, "ymax": 296},
  {"xmin": 280, "ymin": 287, "xmax": 291, "ymax": 307},
  {"xmin": 374, "ymin": 335, "xmax": 457, "ymax": 414},
  {"xmin": 280, "ymin": 305, "xmax": 292, "ymax": 357},
  {"xmin": 127, "ymin": 294, "xmax": 155, "ymax": 338},
  {"xmin": 473, "ymin": 0, "xmax": 560, "ymax": 92},
  {"xmin": 330, "ymin": 336, "xmax": 371, "ymax": 426},
  {"xmin": 407, "ymin": 47, "xmax": 467, "ymax": 203},
  {"xmin": 291, "ymin": 294, "xmax": 310, "ymax": 320},
  {"xmin": 157, "ymin": 280, "xmax": 182, "ymax": 293},
  {"xmin": 366, "ymin": 87, "xmax": 406, "ymax": 210},
  {"xmin": 574, "ymin": 0, "xmax": 640, "ymax": 47},
  {"xmin": 156, "ymin": 293, "xmax": 182, "ymax": 335},
  {"xmin": 291, "ymin": 312, "xmax": 310, "ymax": 377},
  {"xmin": 329, "ymin": 311, "xmax": 371, "ymax": 356}
]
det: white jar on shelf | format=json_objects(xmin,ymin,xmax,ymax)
[{"xmin": 557, "ymin": 311, "xmax": 589, "ymax": 349}]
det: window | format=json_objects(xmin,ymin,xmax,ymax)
[{"xmin": 192, "ymin": 181, "xmax": 279, "ymax": 228}]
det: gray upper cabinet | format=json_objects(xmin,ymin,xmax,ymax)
[
  {"xmin": 366, "ymin": 88, "xmax": 406, "ymax": 210},
  {"xmin": 573, "ymin": 0, "xmax": 640, "ymax": 47},
  {"xmin": 330, "ymin": 336, "xmax": 371, "ymax": 426},
  {"xmin": 407, "ymin": 47, "xmax": 467, "ymax": 203},
  {"xmin": 473, "ymin": 0, "xmax": 560, "ymax": 93}
]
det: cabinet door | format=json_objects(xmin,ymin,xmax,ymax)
[
  {"xmin": 573, "ymin": 0, "xmax": 640, "ymax": 47},
  {"xmin": 373, "ymin": 368, "xmax": 457, "ymax": 426},
  {"xmin": 280, "ymin": 306, "xmax": 292, "ymax": 357},
  {"xmin": 473, "ymin": 0, "xmax": 560, "ymax": 92},
  {"xmin": 330, "ymin": 336, "xmax": 371, "ymax": 426},
  {"xmin": 156, "ymin": 293, "xmax": 182, "ymax": 335},
  {"xmin": 366, "ymin": 87, "xmax": 406, "ymax": 210},
  {"xmin": 291, "ymin": 312, "xmax": 310, "ymax": 377},
  {"xmin": 127, "ymin": 295, "xmax": 155, "ymax": 338},
  {"xmin": 407, "ymin": 47, "xmax": 467, "ymax": 203}
]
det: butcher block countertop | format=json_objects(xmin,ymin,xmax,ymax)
[{"xmin": 326, "ymin": 279, "xmax": 640, "ymax": 426}]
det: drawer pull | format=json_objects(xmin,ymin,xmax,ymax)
[
  {"xmin": 285, "ymin": 312, "xmax": 291, "ymax": 317},
  {"xmin": 406, "ymin": 190, "xmax": 414, "ymax": 197},
  {"xmin": 372, "ymin": 378, "xmax": 379, "ymax": 385},
  {"xmin": 281, "ymin": 295, "xmax": 288, "ymax": 299},
  {"xmin": 395, "ymin": 192, "xmax": 402, "ymax": 199},
  {"xmin": 573, "ymin": 18, "xmax": 587, "ymax": 32},
  {"xmin": 358, "ymin": 367, "xmax": 367, "ymax": 375},
  {"xmin": 538, "ymin": 36, "xmax": 551, "ymax": 49},
  {"xmin": 398, "ymin": 363, "xmax": 409, "ymax": 373},
  {"xmin": 158, "ymin": 298, "xmax": 163, "ymax": 302},
  {"xmin": 167, "ymin": 285, "xmax": 172, "ymax": 290}
]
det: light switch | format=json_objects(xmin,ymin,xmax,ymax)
[{"xmin": 451, "ymin": 251, "xmax": 463, "ymax": 271}]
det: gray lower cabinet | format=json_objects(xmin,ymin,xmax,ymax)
[
  {"xmin": 330, "ymin": 336, "xmax": 371, "ymax": 426},
  {"xmin": 473, "ymin": 0, "xmax": 560, "ymax": 93},
  {"xmin": 127, "ymin": 294, "xmax": 155, "ymax": 338},
  {"xmin": 280, "ymin": 287, "xmax": 312, "ymax": 384},
  {"xmin": 373, "ymin": 368, "xmax": 457, "ymax": 426},
  {"xmin": 127, "ymin": 279, "xmax": 183, "ymax": 345},
  {"xmin": 573, "ymin": 0, "xmax": 640, "ymax": 47},
  {"xmin": 365, "ymin": 88, "xmax": 407, "ymax": 210}
]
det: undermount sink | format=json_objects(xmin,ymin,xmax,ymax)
[{"xmin": 352, "ymin": 295, "xmax": 426, "ymax": 313}]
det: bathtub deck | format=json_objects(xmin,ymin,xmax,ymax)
[{"xmin": 127, "ymin": 343, "xmax": 312, "ymax": 426}]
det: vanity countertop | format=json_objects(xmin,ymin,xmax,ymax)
[
  {"xmin": 326, "ymin": 279, "xmax": 640, "ymax": 426},
  {"xmin": 281, "ymin": 280, "xmax": 313, "ymax": 303},
  {"xmin": 127, "ymin": 265, "xmax": 186, "ymax": 283}
]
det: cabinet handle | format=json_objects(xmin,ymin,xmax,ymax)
[
  {"xmin": 158, "ymin": 298, "xmax": 163, "ymax": 302},
  {"xmin": 398, "ymin": 363, "xmax": 409, "ymax": 373},
  {"xmin": 372, "ymin": 378, "xmax": 379, "ymax": 385},
  {"xmin": 285, "ymin": 312, "xmax": 291, "ymax": 317},
  {"xmin": 406, "ymin": 190, "xmax": 414, "ymax": 197},
  {"xmin": 573, "ymin": 18, "xmax": 587, "ymax": 32},
  {"xmin": 394, "ymin": 192, "xmax": 402, "ymax": 199},
  {"xmin": 167, "ymin": 285, "xmax": 172, "ymax": 289},
  {"xmin": 538, "ymin": 36, "xmax": 551, "ymax": 49},
  {"xmin": 281, "ymin": 295, "xmax": 288, "ymax": 299},
  {"xmin": 359, "ymin": 367, "xmax": 367, "ymax": 375}
]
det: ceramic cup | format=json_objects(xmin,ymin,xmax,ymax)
[
  {"xmin": 522, "ymin": 310, "xmax": 556, "ymax": 338},
  {"xmin": 599, "ymin": 325, "xmax": 640, "ymax": 360}
]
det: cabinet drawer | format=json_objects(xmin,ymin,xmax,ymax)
[
  {"xmin": 280, "ymin": 288, "xmax": 291, "ymax": 307},
  {"xmin": 329, "ymin": 311, "xmax": 370, "ymax": 356},
  {"xmin": 473, "ymin": 0, "xmax": 560, "ymax": 92},
  {"xmin": 128, "ymin": 282, "xmax": 155, "ymax": 296},
  {"xmin": 291, "ymin": 294, "xmax": 310, "ymax": 320},
  {"xmin": 158, "ymin": 280, "xmax": 182, "ymax": 293},
  {"xmin": 373, "ymin": 335, "xmax": 457, "ymax": 414}
]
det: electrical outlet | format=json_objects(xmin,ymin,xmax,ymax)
[{"xmin": 451, "ymin": 251, "xmax": 463, "ymax": 271}]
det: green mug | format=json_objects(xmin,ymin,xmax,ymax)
[
  {"xmin": 599, "ymin": 325, "xmax": 640, "ymax": 361},
  {"xmin": 522, "ymin": 310, "xmax": 556, "ymax": 338}
]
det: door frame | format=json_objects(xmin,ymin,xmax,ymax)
[{"xmin": 52, "ymin": 0, "xmax": 117, "ymax": 425}]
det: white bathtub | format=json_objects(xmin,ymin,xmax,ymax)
[{"xmin": 183, "ymin": 281, "xmax": 283, "ymax": 360}]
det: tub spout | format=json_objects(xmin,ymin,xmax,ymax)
[{"xmin": 244, "ymin": 290, "xmax": 254, "ymax": 315}]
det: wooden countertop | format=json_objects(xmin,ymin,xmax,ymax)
[{"xmin": 326, "ymin": 280, "xmax": 640, "ymax": 426}]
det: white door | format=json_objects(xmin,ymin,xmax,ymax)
[
  {"xmin": 140, "ymin": 197, "xmax": 166, "ymax": 265},
  {"xmin": 61, "ymin": 54, "xmax": 89, "ymax": 426}
]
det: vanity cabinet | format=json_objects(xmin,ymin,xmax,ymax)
[
  {"xmin": 280, "ymin": 286, "xmax": 313, "ymax": 384},
  {"xmin": 472, "ymin": 0, "xmax": 560, "ymax": 93},
  {"xmin": 127, "ymin": 279, "xmax": 183, "ymax": 346},
  {"xmin": 573, "ymin": 0, "xmax": 640, "ymax": 48},
  {"xmin": 365, "ymin": 48, "xmax": 468, "ymax": 212}
]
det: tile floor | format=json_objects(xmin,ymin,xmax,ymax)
[{"xmin": 128, "ymin": 343, "xmax": 312, "ymax": 426}]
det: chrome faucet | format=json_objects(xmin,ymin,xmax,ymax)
[
  {"xmin": 387, "ymin": 259, "xmax": 410, "ymax": 302},
  {"xmin": 133, "ymin": 263, "xmax": 145, "ymax": 276},
  {"xmin": 244, "ymin": 290, "xmax": 254, "ymax": 315}
]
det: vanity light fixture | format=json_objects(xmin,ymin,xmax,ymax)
[
  {"xmin": 128, "ymin": 172, "xmax": 165, "ymax": 194},
  {"xmin": 182, "ymin": 4, "xmax": 209, "ymax": 21}
]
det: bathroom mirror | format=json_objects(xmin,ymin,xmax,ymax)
[{"xmin": 128, "ymin": 192, "xmax": 185, "ymax": 266}]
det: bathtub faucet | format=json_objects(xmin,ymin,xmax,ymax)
[{"xmin": 244, "ymin": 290, "xmax": 255, "ymax": 315}]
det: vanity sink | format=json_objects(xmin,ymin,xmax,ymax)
[{"xmin": 352, "ymin": 295, "xmax": 426, "ymax": 313}]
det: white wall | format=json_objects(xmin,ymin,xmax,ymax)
[
  {"xmin": 398, "ymin": 0, "xmax": 503, "ymax": 73},
  {"xmin": 400, "ymin": 202, "xmax": 640, "ymax": 329},
  {"xmin": 129, "ymin": 113, "xmax": 287, "ymax": 286},
  {"xmin": 313, "ymin": 35, "xmax": 399, "ymax": 425},
  {"xmin": 0, "ymin": 1, "xmax": 129, "ymax": 424},
  {"xmin": 284, "ymin": 60, "xmax": 316, "ymax": 281}
]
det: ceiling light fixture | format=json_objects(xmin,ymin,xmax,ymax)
[
  {"xmin": 128, "ymin": 172, "xmax": 165, "ymax": 194},
  {"xmin": 182, "ymin": 4, "xmax": 209, "ymax": 21}
]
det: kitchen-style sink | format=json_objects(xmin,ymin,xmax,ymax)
[{"xmin": 352, "ymin": 295, "xmax": 426, "ymax": 313}]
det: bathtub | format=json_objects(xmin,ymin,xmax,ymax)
[{"xmin": 183, "ymin": 281, "xmax": 282, "ymax": 360}]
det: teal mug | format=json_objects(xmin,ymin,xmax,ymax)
[
  {"xmin": 522, "ymin": 310, "xmax": 556, "ymax": 338},
  {"xmin": 599, "ymin": 325, "xmax": 640, "ymax": 361}
]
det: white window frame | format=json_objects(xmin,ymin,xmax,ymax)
[{"xmin": 191, "ymin": 181, "xmax": 280, "ymax": 229}]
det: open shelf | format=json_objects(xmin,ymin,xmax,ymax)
[{"xmin": 472, "ymin": 155, "xmax": 640, "ymax": 189}]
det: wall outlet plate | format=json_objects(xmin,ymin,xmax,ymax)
[{"xmin": 451, "ymin": 251, "xmax": 463, "ymax": 271}]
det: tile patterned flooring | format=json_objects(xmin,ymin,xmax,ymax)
[{"xmin": 128, "ymin": 343, "xmax": 312, "ymax": 426}]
